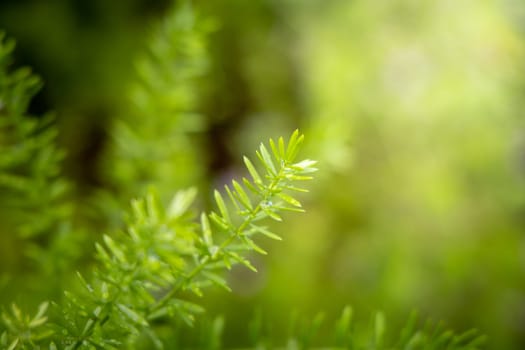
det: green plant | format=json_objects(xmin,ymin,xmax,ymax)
[
  {"xmin": 0, "ymin": 32, "xmax": 68, "ymax": 240},
  {"xmin": 246, "ymin": 307, "xmax": 485, "ymax": 350},
  {"xmin": 102, "ymin": 1, "xmax": 211, "ymax": 202},
  {"xmin": 51, "ymin": 130, "xmax": 317, "ymax": 349},
  {"xmin": 0, "ymin": 31, "xmax": 82, "ymax": 292},
  {"xmin": 0, "ymin": 3, "xmax": 486, "ymax": 349}
]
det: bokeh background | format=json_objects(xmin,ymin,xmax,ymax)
[{"xmin": 1, "ymin": 0, "xmax": 525, "ymax": 348}]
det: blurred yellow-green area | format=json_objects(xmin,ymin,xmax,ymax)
[{"xmin": 2, "ymin": 0, "xmax": 525, "ymax": 348}]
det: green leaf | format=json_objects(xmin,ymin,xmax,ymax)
[
  {"xmin": 261, "ymin": 206, "xmax": 282, "ymax": 222},
  {"xmin": 209, "ymin": 212, "xmax": 230, "ymax": 230},
  {"xmin": 269, "ymin": 138, "xmax": 281, "ymax": 162},
  {"xmin": 176, "ymin": 300, "xmax": 206, "ymax": 315},
  {"xmin": 168, "ymin": 187, "xmax": 197, "ymax": 219},
  {"xmin": 257, "ymin": 143, "xmax": 277, "ymax": 175},
  {"xmin": 291, "ymin": 159, "xmax": 318, "ymax": 170},
  {"xmin": 29, "ymin": 302, "xmax": 49, "ymax": 328},
  {"xmin": 131, "ymin": 198, "xmax": 147, "ymax": 222},
  {"xmin": 284, "ymin": 174, "xmax": 314, "ymax": 181},
  {"xmin": 100, "ymin": 282, "xmax": 110, "ymax": 301},
  {"xmin": 10, "ymin": 304, "xmax": 21, "ymax": 322},
  {"xmin": 274, "ymin": 205, "xmax": 305, "ymax": 213},
  {"xmin": 103, "ymin": 235, "xmax": 126, "ymax": 263},
  {"xmin": 250, "ymin": 224, "xmax": 282, "ymax": 241},
  {"xmin": 224, "ymin": 184, "xmax": 242, "ymax": 213},
  {"xmin": 95, "ymin": 243, "xmax": 111, "ymax": 265},
  {"xmin": 232, "ymin": 180, "xmax": 253, "ymax": 210},
  {"xmin": 243, "ymin": 156, "xmax": 262, "ymax": 184},
  {"xmin": 285, "ymin": 130, "xmax": 305, "ymax": 162},
  {"xmin": 243, "ymin": 177, "xmax": 262, "ymax": 195},
  {"xmin": 147, "ymin": 307, "xmax": 169, "ymax": 321},
  {"xmin": 202, "ymin": 271, "xmax": 231, "ymax": 291},
  {"xmin": 334, "ymin": 306, "xmax": 353, "ymax": 346},
  {"xmin": 7, "ymin": 338, "xmax": 18, "ymax": 350},
  {"xmin": 222, "ymin": 255, "xmax": 232, "ymax": 270},
  {"xmin": 177, "ymin": 310, "xmax": 196, "ymax": 327},
  {"xmin": 227, "ymin": 252, "xmax": 257, "ymax": 272},
  {"xmin": 214, "ymin": 190, "xmax": 231, "ymax": 225},
  {"xmin": 242, "ymin": 236, "xmax": 267, "ymax": 255},
  {"xmin": 201, "ymin": 212, "xmax": 213, "ymax": 247},
  {"xmin": 76, "ymin": 272, "xmax": 94, "ymax": 293},
  {"xmin": 397, "ymin": 311, "xmax": 417, "ymax": 347},
  {"xmin": 277, "ymin": 193, "xmax": 302, "ymax": 208},
  {"xmin": 146, "ymin": 190, "xmax": 162, "ymax": 223},
  {"xmin": 117, "ymin": 304, "xmax": 148, "ymax": 327},
  {"xmin": 283, "ymin": 184, "xmax": 309, "ymax": 193},
  {"xmin": 374, "ymin": 312, "xmax": 386, "ymax": 348},
  {"xmin": 33, "ymin": 328, "xmax": 54, "ymax": 341}
]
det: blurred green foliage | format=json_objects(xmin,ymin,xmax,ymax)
[{"xmin": 1, "ymin": 0, "xmax": 525, "ymax": 348}]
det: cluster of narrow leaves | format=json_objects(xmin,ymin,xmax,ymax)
[
  {"xmin": 0, "ymin": 32, "xmax": 70, "ymax": 240},
  {"xmin": 0, "ymin": 32, "xmax": 84, "ymax": 296},
  {"xmin": 48, "ymin": 130, "xmax": 317, "ymax": 349},
  {"xmin": 103, "ymin": 1, "xmax": 211, "ymax": 203},
  {"xmin": 245, "ymin": 306, "xmax": 485, "ymax": 350},
  {"xmin": 0, "ymin": 32, "xmax": 83, "ymax": 350}
]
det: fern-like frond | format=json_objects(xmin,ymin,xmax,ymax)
[
  {"xmin": 148, "ymin": 130, "xmax": 317, "ymax": 317},
  {"xmin": 0, "ymin": 32, "xmax": 86, "ymax": 295},
  {"xmin": 103, "ymin": 1, "xmax": 211, "ymax": 203},
  {"xmin": 53, "ymin": 130, "xmax": 316, "ymax": 349},
  {"xmin": 0, "ymin": 32, "xmax": 70, "ymax": 240}
]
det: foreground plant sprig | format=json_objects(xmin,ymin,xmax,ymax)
[{"xmin": 52, "ymin": 130, "xmax": 316, "ymax": 349}]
